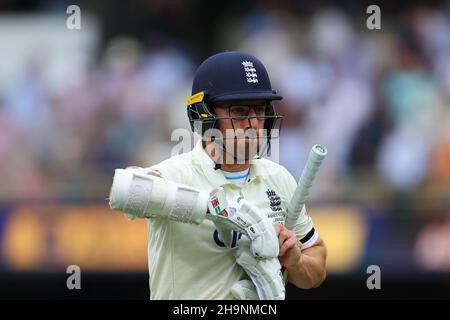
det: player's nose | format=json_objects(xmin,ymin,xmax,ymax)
[{"xmin": 244, "ymin": 108, "xmax": 259, "ymax": 129}]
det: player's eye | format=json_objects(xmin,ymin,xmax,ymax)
[
  {"xmin": 229, "ymin": 106, "xmax": 249, "ymax": 117},
  {"xmin": 229, "ymin": 105, "xmax": 267, "ymax": 117},
  {"xmin": 254, "ymin": 106, "xmax": 266, "ymax": 116}
]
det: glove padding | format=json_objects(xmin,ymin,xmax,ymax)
[
  {"xmin": 206, "ymin": 188, "xmax": 279, "ymax": 258},
  {"xmin": 231, "ymin": 280, "xmax": 259, "ymax": 300},
  {"xmin": 232, "ymin": 236, "xmax": 285, "ymax": 300}
]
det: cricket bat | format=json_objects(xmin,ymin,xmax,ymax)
[{"xmin": 285, "ymin": 144, "xmax": 327, "ymax": 231}]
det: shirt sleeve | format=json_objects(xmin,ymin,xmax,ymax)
[{"xmin": 145, "ymin": 155, "xmax": 192, "ymax": 185}]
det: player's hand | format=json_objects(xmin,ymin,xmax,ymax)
[
  {"xmin": 206, "ymin": 189, "xmax": 279, "ymax": 258},
  {"xmin": 130, "ymin": 166, "xmax": 162, "ymax": 178},
  {"xmin": 274, "ymin": 223, "xmax": 302, "ymax": 269}
]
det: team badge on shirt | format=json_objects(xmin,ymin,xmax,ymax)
[{"xmin": 265, "ymin": 189, "xmax": 282, "ymax": 212}]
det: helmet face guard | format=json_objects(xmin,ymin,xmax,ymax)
[{"xmin": 186, "ymin": 91, "xmax": 283, "ymax": 159}]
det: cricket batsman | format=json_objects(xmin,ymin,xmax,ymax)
[{"xmin": 108, "ymin": 51, "xmax": 327, "ymax": 299}]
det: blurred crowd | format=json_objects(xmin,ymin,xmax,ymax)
[{"xmin": 1, "ymin": 2, "xmax": 450, "ymax": 216}]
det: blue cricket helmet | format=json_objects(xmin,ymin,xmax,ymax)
[
  {"xmin": 186, "ymin": 51, "xmax": 283, "ymax": 139},
  {"xmin": 191, "ymin": 51, "xmax": 283, "ymax": 103}
]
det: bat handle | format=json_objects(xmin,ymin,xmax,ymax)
[{"xmin": 285, "ymin": 144, "xmax": 327, "ymax": 231}]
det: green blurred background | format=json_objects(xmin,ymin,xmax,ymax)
[{"xmin": 0, "ymin": 0, "xmax": 449, "ymax": 299}]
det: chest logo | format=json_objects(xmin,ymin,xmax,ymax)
[{"xmin": 266, "ymin": 189, "xmax": 282, "ymax": 212}]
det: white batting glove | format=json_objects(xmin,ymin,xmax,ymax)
[
  {"xmin": 232, "ymin": 236, "xmax": 285, "ymax": 300},
  {"xmin": 231, "ymin": 280, "xmax": 259, "ymax": 300},
  {"xmin": 206, "ymin": 188, "xmax": 279, "ymax": 258}
]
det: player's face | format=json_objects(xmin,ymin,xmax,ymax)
[
  {"xmin": 213, "ymin": 100, "xmax": 266, "ymax": 137},
  {"xmin": 212, "ymin": 100, "xmax": 266, "ymax": 160}
]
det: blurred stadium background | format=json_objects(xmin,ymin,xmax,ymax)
[{"xmin": 0, "ymin": 0, "xmax": 449, "ymax": 299}]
